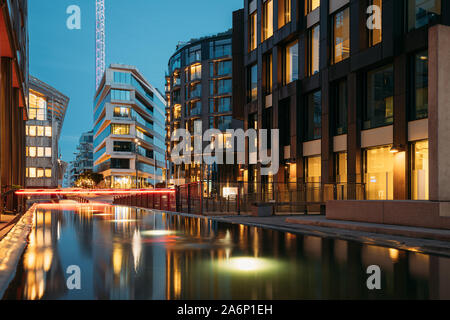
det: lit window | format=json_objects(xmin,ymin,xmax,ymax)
[
  {"xmin": 37, "ymin": 168, "xmax": 44, "ymax": 178},
  {"xmin": 28, "ymin": 126, "xmax": 36, "ymax": 137},
  {"xmin": 45, "ymin": 169, "xmax": 52, "ymax": 178},
  {"xmin": 37, "ymin": 126, "xmax": 44, "ymax": 137},
  {"xmin": 306, "ymin": 0, "xmax": 320, "ymax": 14},
  {"xmin": 364, "ymin": 146, "xmax": 394, "ymax": 200},
  {"xmin": 262, "ymin": 0, "xmax": 274, "ymax": 42},
  {"xmin": 332, "ymin": 8, "xmax": 350, "ymax": 64},
  {"xmin": 45, "ymin": 147, "xmax": 52, "ymax": 157},
  {"xmin": 249, "ymin": 11, "xmax": 257, "ymax": 51},
  {"xmin": 113, "ymin": 107, "xmax": 129, "ymax": 118},
  {"xmin": 190, "ymin": 64, "xmax": 202, "ymax": 81},
  {"xmin": 307, "ymin": 24, "xmax": 320, "ymax": 76},
  {"xmin": 45, "ymin": 126, "xmax": 52, "ymax": 137},
  {"xmin": 29, "ymin": 147, "xmax": 37, "ymax": 158},
  {"xmin": 278, "ymin": 0, "xmax": 291, "ymax": 28},
  {"xmin": 37, "ymin": 147, "xmax": 44, "ymax": 157},
  {"xmin": 411, "ymin": 140, "xmax": 429, "ymax": 200},
  {"xmin": 29, "ymin": 91, "xmax": 47, "ymax": 121},
  {"xmin": 284, "ymin": 41, "xmax": 298, "ymax": 85},
  {"xmin": 368, "ymin": 0, "xmax": 382, "ymax": 47},
  {"xmin": 29, "ymin": 168, "xmax": 36, "ymax": 178},
  {"xmin": 111, "ymin": 124, "xmax": 130, "ymax": 135}
]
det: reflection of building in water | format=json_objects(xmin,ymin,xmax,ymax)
[{"xmin": 5, "ymin": 209, "xmax": 68, "ymax": 300}]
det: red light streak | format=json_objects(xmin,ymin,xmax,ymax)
[{"xmin": 15, "ymin": 189, "xmax": 176, "ymax": 196}]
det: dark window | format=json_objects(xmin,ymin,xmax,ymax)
[
  {"xmin": 333, "ymin": 79, "xmax": 348, "ymax": 135},
  {"xmin": 305, "ymin": 91, "xmax": 322, "ymax": 141},
  {"xmin": 110, "ymin": 158, "xmax": 130, "ymax": 169},
  {"xmin": 364, "ymin": 64, "xmax": 394, "ymax": 130},
  {"xmin": 263, "ymin": 107, "xmax": 273, "ymax": 149},
  {"xmin": 407, "ymin": 0, "xmax": 441, "ymax": 31},
  {"xmin": 279, "ymin": 99, "xmax": 290, "ymax": 146},
  {"xmin": 410, "ymin": 51, "xmax": 428, "ymax": 120},
  {"xmin": 263, "ymin": 53, "xmax": 273, "ymax": 95},
  {"xmin": 113, "ymin": 141, "xmax": 132, "ymax": 152}
]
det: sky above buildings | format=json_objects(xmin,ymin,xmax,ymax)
[{"xmin": 29, "ymin": 0, "xmax": 243, "ymax": 162}]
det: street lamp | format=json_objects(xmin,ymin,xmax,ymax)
[{"xmin": 135, "ymin": 138, "xmax": 140, "ymax": 189}]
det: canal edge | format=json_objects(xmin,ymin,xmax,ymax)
[{"xmin": 0, "ymin": 204, "xmax": 36, "ymax": 298}]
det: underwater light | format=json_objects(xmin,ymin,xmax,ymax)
[
  {"xmin": 217, "ymin": 257, "xmax": 278, "ymax": 273},
  {"xmin": 141, "ymin": 230, "xmax": 176, "ymax": 237}
]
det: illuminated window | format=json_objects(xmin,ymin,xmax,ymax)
[
  {"xmin": 111, "ymin": 124, "xmax": 130, "ymax": 135},
  {"xmin": 278, "ymin": 0, "xmax": 291, "ymax": 28},
  {"xmin": 284, "ymin": 41, "xmax": 299, "ymax": 85},
  {"xmin": 113, "ymin": 107, "xmax": 129, "ymax": 118},
  {"xmin": 305, "ymin": 156, "xmax": 321, "ymax": 185},
  {"xmin": 45, "ymin": 169, "xmax": 52, "ymax": 178},
  {"xmin": 29, "ymin": 147, "xmax": 37, "ymax": 158},
  {"xmin": 249, "ymin": 11, "xmax": 257, "ymax": 51},
  {"xmin": 37, "ymin": 168, "xmax": 45, "ymax": 178},
  {"xmin": 37, "ymin": 126, "xmax": 44, "ymax": 137},
  {"xmin": 45, "ymin": 147, "xmax": 52, "ymax": 157},
  {"xmin": 411, "ymin": 140, "xmax": 429, "ymax": 200},
  {"xmin": 364, "ymin": 146, "xmax": 394, "ymax": 200},
  {"xmin": 190, "ymin": 64, "xmax": 202, "ymax": 81},
  {"xmin": 332, "ymin": 8, "xmax": 350, "ymax": 64},
  {"xmin": 335, "ymin": 152, "xmax": 348, "ymax": 184},
  {"xmin": 37, "ymin": 147, "xmax": 44, "ymax": 157},
  {"xmin": 307, "ymin": 24, "xmax": 320, "ymax": 76},
  {"xmin": 306, "ymin": 0, "xmax": 320, "ymax": 14},
  {"xmin": 45, "ymin": 126, "xmax": 52, "ymax": 137},
  {"xmin": 368, "ymin": 0, "xmax": 382, "ymax": 46},
  {"xmin": 29, "ymin": 91, "xmax": 47, "ymax": 121},
  {"xmin": 28, "ymin": 126, "xmax": 36, "ymax": 137},
  {"xmin": 262, "ymin": 0, "xmax": 274, "ymax": 42},
  {"xmin": 29, "ymin": 168, "xmax": 36, "ymax": 178}
]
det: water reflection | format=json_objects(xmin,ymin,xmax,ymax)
[{"xmin": 2, "ymin": 204, "xmax": 450, "ymax": 300}]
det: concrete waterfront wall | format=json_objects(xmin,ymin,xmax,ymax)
[{"xmin": 326, "ymin": 200, "xmax": 450, "ymax": 230}]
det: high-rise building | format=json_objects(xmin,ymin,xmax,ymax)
[
  {"xmin": 25, "ymin": 76, "xmax": 69, "ymax": 188},
  {"xmin": 0, "ymin": 0, "xmax": 29, "ymax": 211},
  {"xmin": 93, "ymin": 64, "xmax": 166, "ymax": 189},
  {"xmin": 239, "ymin": 0, "xmax": 450, "ymax": 221},
  {"xmin": 165, "ymin": 27, "xmax": 244, "ymax": 185}
]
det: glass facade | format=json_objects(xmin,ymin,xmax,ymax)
[
  {"xmin": 408, "ymin": 0, "xmax": 441, "ymax": 31},
  {"xmin": 411, "ymin": 51, "xmax": 429, "ymax": 120},
  {"xmin": 249, "ymin": 11, "xmax": 257, "ymax": 51},
  {"xmin": 307, "ymin": 24, "xmax": 320, "ymax": 76},
  {"xmin": 248, "ymin": 64, "xmax": 258, "ymax": 102},
  {"xmin": 335, "ymin": 152, "xmax": 348, "ymax": 184},
  {"xmin": 368, "ymin": 0, "xmax": 382, "ymax": 46},
  {"xmin": 332, "ymin": 8, "xmax": 350, "ymax": 64},
  {"xmin": 262, "ymin": 0, "xmax": 274, "ymax": 41},
  {"xmin": 306, "ymin": 0, "xmax": 320, "ymax": 14},
  {"xmin": 364, "ymin": 146, "xmax": 394, "ymax": 200},
  {"xmin": 364, "ymin": 64, "xmax": 394, "ymax": 130},
  {"xmin": 210, "ymin": 39, "xmax": 232, "ymax": 58},
  {"xmin": 333, "ymin": 79, "xmax": 348, "ymax": 135},
  {"xmin": 284, "ymin": 41, "xmax": 298, "ymax": 84},
  {"xmin": 305, "ymin": 91, "xmax": 322, "ymax": 141},
  {"xmin": 264, "ymin": 54, "xmax": 273, "ymax": 94},
  {"xmin": 411, "ymin": 140, "xmax": 429, "ymax": 200},
  {"xmin": 278, "ymin": 0, "xmax": 291, "ymax": 28}
]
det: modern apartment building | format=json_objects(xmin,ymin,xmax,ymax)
[
  {"xmin": 25, "ymin": 76, "xmax": 69, "ymax": 188},
  {"xmin": 0, "ymin": 0, "xmax": 29, "ymax": 211},
  {"xmin": 93, "ymin": 64, "xmax": 166, "ymax": 189},
  {"xmin": 240, "ymin": 0, "xmax": 450, "ymax": 225},
  {"xmin": 165, "ymin": 28, "xmax": 244, "ymax": 185}
]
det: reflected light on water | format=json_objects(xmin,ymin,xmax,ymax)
[
  {"xmin": 141, "ymin": 230, "xmax": 176, "ymax": 237},
  {"xmin": 216, "ymin": 257, "xmax": 279, "ymax": 273},
  {"xmin": 132, "ymin": 230, "xmax": 142, "ymax": 272},
  {"xmin": 389, "ymin": 248, "xmax": 400, "ymax": 262}
]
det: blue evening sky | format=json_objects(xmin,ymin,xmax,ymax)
[{"xmin": 29, "ymin": 0, "xmax": 243, "ymax": 162}]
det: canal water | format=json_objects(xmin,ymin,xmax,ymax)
[{"xmin": 2, "ymin": 203, "xmax": 449, "ymax": 300}]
